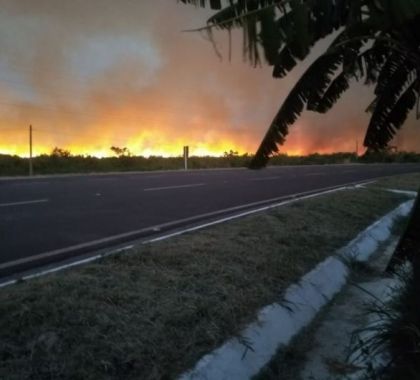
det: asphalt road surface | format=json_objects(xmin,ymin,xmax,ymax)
[{"xmin": 1, "ymin": 163, "xmax": 420, "ymax": 276}]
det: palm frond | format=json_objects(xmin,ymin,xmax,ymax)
[
  {"xmin": 185, "ymin": 1, "xmax": 355, "ymax": 71},
  {"xmin": 181, "ymin": 1, "xmax": 420, "ymax": 166},
  {"xmin": 268, "ymin": 0, "xmax": 355, "ymax": 77},
  {"xmin": 307, "ymin": 30, "xmax": 367, "ymax": 110},
  {"xmin": 362, "ymin": 40, "xmax": 390, "ymax": 85},
  {"xmin": 206, "ymin": 0, "xmax": 283, "ymax": 29},
  {"xmin": 272, "ymin": 46, "xmax": 297, "ymax": 78},
  {"xmin": 249, "ymin": 52, "xmax": 344, "ymax": 168},
  {"xmin": 179, "ymin": 0, "xmax": 223, "ymax": 9},
  {"xmin": 364, "ymin": 71, "xmax": 420, "ymax": 151},
  {"xmin": 374, "ymin": 53, "xmax": 408, "ymax": 96},
  {"xmin": 312, "ymin": 71, "xmax": 352, "ymax": 113},
  {"xmin": 259, "ymin": 7, "xmax": 281, "ymax": 65},
  {"xmin": 373, "ymin": 0, "xmax": 420, "ymax": 26}
]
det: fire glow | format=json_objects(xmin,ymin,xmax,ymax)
[
  {"xmin": 0, "ymin": 0, "xmax": 419, "ymax": 160},
  {"xmin": 0, "ymin": 120, "xmax": 257, "ymax": 158},
  {"xmin": 0, "ymin": 123, "xmax": 350, "ymax": 158}
]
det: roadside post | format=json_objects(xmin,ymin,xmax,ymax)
[
  {"xmin": 29, "ymin": 125, "xmax": 33, "ymax": 176},
  {"xmin": 183, "ymin": 146, "xmax": 189, "ymax": 170}
]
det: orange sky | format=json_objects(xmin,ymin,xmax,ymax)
[{"xmin": 0, "ymin": 0, "xmax": 419, "ymax": 158}]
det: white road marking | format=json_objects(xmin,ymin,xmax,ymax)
[
  {"xmin": 354, "ymin": 180, "xmax": 376, "ymax": 188},
  {"xmin": 21, "ymin": 255, "xmax": 102, "ymax": 281},
  {"xmin": 249, "ymin": 176, "xmax": 282, "ymax": 181},
  {"xmin": 144, "ymin": 183, "xmax": 205, "ymax": 192},
  {"xmin": 88, "ymin": 178, "xmax": 118, "ymax": 182},
  {"xmin": 384, "ymin": 189, "xmax": 418, "ymax": 197},
  {"xmin": 0, "ymin": 245, "xmax": 135, "ymax": 288},
  {"xmin": 20, "ymin": 245, "xmax": 135, "ymax": 282},
  {"xmin": 133, "ymin": 175, "xmax": 166, "ymax": 180},
  {"xmin": 9, "ymin": 181, "xmax": 50, "ymax": 186},
  {"xmin": 0, "ymin": 199, "xmax": 49, "ymax": 208},
  {"xmin": 0, "ymin": 279, "xmax": 17, "ymax": 288},
  {"xmin": 305, "ymin": 172, "xmax": 326, "ymax": 176}
]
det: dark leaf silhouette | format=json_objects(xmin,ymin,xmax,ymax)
[{"xmin": 182, "ymin": 0, "xmax": 420, "ymax": 167}]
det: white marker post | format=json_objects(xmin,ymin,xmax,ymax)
[
  {"xmin": 29, "ymin": 125, "xmax": 33, "ymax": 176},
  {"xmin": 183, "ymin": 146, "xmax": 189, "ymax": 170}
]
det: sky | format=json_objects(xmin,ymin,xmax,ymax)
[{"xmin": 0, "ymin": 0, "xmax": 419, "ymax": 157}]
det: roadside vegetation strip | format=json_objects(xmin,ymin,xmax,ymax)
[
  {"xmin": 368, "ymin": 172, "xmax": 420, "ymax": 192},
  {"xmin": 1, "ymin": 151, "xmax": 419, "ymax": 176},
  {"xmin": 180, "ymin": 200, "xmax": 414, "ymax": 380},
  {"xmin": 0, "ymin": 188, "xmax": 410, "ymax": 379}
]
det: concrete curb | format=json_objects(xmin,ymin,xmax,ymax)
[
  {"xmin": 339, "ymin": 200, "xmax": 414, "ymax": 263},
  {"xmin": 386, "ymin": 188, "xmax": 418, "ymax": 197},
  {"xmin": 179, "ymin": 199, "xmax": 415, "ymax": 380}
]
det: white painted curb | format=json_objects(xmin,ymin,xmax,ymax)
[
  {"xmin": 179, "ymin": 199, "xmax": 415, "ymax": 380},
  {"xmin": 340, "ymin": 200, "xmax": 414, "ymax": 263},
  {"xmin": 386, "ymin": 188, "xmax": 418, "ymax": 197}
]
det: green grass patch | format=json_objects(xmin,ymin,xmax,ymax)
[
  {"xmin": 369, "ymin": 172, "xmax": 420, "ymax": 192},
  {"xmin": 0, "ymin": 188, "xmax": 410, "ymax": 379}
]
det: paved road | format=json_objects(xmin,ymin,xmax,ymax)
[{"xmin": 1, "ymin": 163, "xmax": 420, "ymax": 275}]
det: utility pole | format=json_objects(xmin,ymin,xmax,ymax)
[
  {"xmin": 29, "ymin": 125, "xmax": 33, "ymax": 176},
  {"xmin": 183, "ymin": 146, "xmax": 189, "ymax": 170}
]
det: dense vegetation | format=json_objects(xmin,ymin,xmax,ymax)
[{"xmin": 1, "ymin": 151, "xmax": 419, "ymax": 176}]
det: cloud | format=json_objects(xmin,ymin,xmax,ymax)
[{"xmin": 0, "ymin": 0, "xmax": 418, "ymax": 157}]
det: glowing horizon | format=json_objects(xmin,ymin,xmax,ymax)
[
  {"xmin": 0, "ymin": 119, "xmax": 365, "ymax": 158},
  {"xmin": 0, "ymin": 140, "xmax": 252, "ymax": 158},
  {"xmin": 0, "ymin": 138, "xmax": 362, "ymax": 159}
]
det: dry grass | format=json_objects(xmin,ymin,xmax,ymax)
[
  {"xmin": 370, "ymin": 172, "xmax": 420, "ymax": 191},
  {"xmin": 0, "ymin": 187, "xmax": 410, "ymax": 380}
]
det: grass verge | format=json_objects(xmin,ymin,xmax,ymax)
[
  {"xmin": 369, "ymin": 172, "xmax": 420, "ymax": 191},
  {"xmin": 0, "ymin": 187, "xmax": 411, "ymax": 379}
]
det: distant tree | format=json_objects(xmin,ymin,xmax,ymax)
[
  {"xmin": 110, "ymin": 146, "xmax": 131, "ymax": 158},
  {"xmin": 51, "ymin": 147, "xmax": 71, "ymax": 158},
  {"xmin": 180, "ymin": 0, "xmax": 420, "ymax": 168},
  {"xmin": 223, "ymin": 149, "xmax": 239, "ymax": 158}
]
